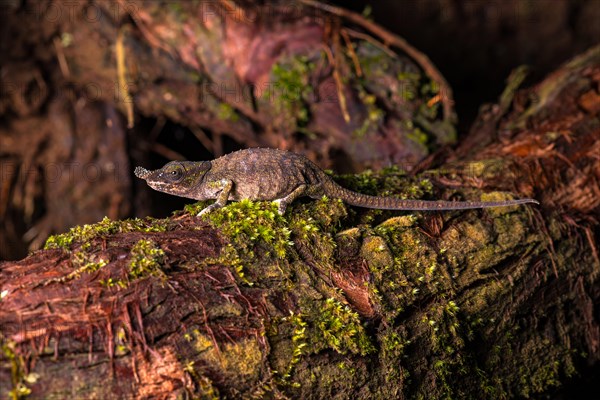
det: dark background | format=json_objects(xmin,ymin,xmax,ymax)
[{"xmin": 338, "ymin": 0, "xmax": 600, "ymax": 132}]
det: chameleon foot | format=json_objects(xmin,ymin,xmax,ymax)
[
  {"xmin": 273, "ymin": 199, "xmax": 287, "ymax": 215},
  {"xmin": 197, "ymin": 203, "xmax": 222, "ymax": 216}
]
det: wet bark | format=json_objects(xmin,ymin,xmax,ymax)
[{"xmin": 1, "ymin": 37, "xmax": 600, "ymax": 398}]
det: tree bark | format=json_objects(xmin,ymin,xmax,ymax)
[{"xmin": 2, "ymin": 37, "xmax": 600, "ymax": 398}]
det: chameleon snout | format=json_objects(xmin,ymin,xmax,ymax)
[{"xmin": 134, "ymin": 166, "xmax": 151, "ymax": 180}]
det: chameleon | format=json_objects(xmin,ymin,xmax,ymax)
[{"xmin": 134, "ymin": 148, "xmax": 539, "ymax": 216}]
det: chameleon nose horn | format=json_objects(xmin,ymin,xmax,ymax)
[{"xmin": 134, "ymin": 166, "xmax": 151, "ymax": 179}]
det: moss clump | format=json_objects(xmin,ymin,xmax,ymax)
[
  {"xmin": 353, "ymin": 89, "xmax": 384, "ymax": 137},
  {"xmin": 199, "ymin": 200, "xmax": 293, "ymax": 284},
  {"xmin": 47, "ymin": 251, "xmax": 109, "ymax": 285},
  {"xmin": 1, "ymin": 334, "xmax": 38, "ymax": 400},
  {"xmin": 334, "ymin": 166, "xmax": 433, "ymax": 201},
  {"xmin": 379, "ymin": 330, "xmax": 411, "ymax": 383},
  {"xmin": 216, "ymin": 103, "xmax": 240, "ymax": 122},
  {"xmin": 287, "ymin": 196, "xmax": 346, "ymax": 255},
  {"xmin": 71, "ymin": 251, "xmax": 108, "ymax": 274},
  {"xmin": 182, "ymin": 201, "xmax": 213, "ymax": 216},
  {"xmin": 271, "ymin": 55, "xmax": 315, "ymax": 128},
  {"xmin": 277, "ymin": 312, "xmax": 308, "ymax": 385},
  {"xmin": 128, "ymin": 239, "xmax": 166, "ymax": 280},
  {"xmin": 311, "ymin": 298, "xmax": 375, "ymax": 356},
  {"xmin": 44, "ymin": 216, "xmax": 167, "ymax": 251},
  {"xmin": 204, "ymin": 200, "xmax": 291, "ymax": 259}
]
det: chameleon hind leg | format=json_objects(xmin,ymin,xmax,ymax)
[
  {"xmin": 197, "ymin": 179, "xmax": 234, "ymax": 216},
  {"xmin": 273, "ymin": 184, "xmax": 309, "ymax": 215}
]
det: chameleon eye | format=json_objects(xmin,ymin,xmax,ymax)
[{"xmin": 166, "ymin": 166, "xmax": 184, "ymax": 182}]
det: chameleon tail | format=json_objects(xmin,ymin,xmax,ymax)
[{"xmin": 323, "ymin": 180, "xmax": 539, "ymax": 210}]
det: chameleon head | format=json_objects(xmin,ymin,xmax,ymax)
[{"xmin": 134, "ymin": 161, "xmax": 211, "ymax": 199}]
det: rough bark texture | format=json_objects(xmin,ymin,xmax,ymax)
[{"xmin": 1, "ymin": 41, "xmax": 600, "ymax": 398}]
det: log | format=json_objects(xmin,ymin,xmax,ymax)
[{"xmin": 2, "ymin": 43, "xmax": 600, "ymax": 398}]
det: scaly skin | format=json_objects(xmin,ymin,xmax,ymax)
[{"xmin": 134, "ymin": 148, "xmax": 539, "ymax": 215}]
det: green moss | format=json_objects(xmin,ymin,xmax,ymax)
[
  {"xmin": 381, "ymin": 330, "xmax": 411, "ymax": 358},
  {"xmin": 398, "ymin": 71, "xmax": 419, "ymax": 101},
  {"xmin": 40, "ymin": 250, "xmax": 110, "ymax": 286},
  {"xmin": 199, "ymin": 200, "xmax": 293, "ymax": 284},
  {"xmin": 277, "ymin": 312, "xmax": 308, "ymax": 385},
  {"xmin": 406, "ymin": 126, "xmax": 429, "ymax": 147},
  {"xmin": 334, "ymin": 166, "xmax": 433, "ymax": 206},
  {"xmin": 98, "ymin": 277, "xmax": 127, "ymax": 289},
  {"xmin": 360, "ymin": 236, "xmax": 394, "ymax": 275},
  {"xmin": 216, "ymin": 103, "xmax": 240, "ymax": 122},
  {"xmin": 48, "ymin": 251, "xmax": 109, "ymax": 285},
  {"xmin": 311, "ymin": 298, "xmax": 375, "ymax": 356},
  {"xmin": 353, "ymin": 88, "xmax": 385, "ymax": 137},
  {"xmin": 1, "ymin": 335, "xmax": 38, "ymax": 399},
  {"xmin": 182, "ymin": 201, "xmax": 213, "ymax": 216},
  {"xmin": 128, "ymin": 239, "xmax": 166, "ymax": 280},
  {"xmin": 71, "ymin": 251, "xmax": 108, "ymax": 273},
  {"xmin": 205, "ymin": 200, "xmax": 291, "ymax": 259},
  {"xmin": 270, "ymin": 55, "xmax": 315, "ymax": 128},
  {"xmin": 45, "ymin": 216, "xmax": 167, "ymax": 251}
]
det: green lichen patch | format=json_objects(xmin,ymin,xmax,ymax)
[
  {"xmin": 128, "ymin": 239, "xmax": 166, "ymax": 280},
  {"xmin": 185, "ymin": 329, "xmax": 263, "ymax": 383}
]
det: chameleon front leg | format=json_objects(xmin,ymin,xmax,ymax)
[
  {"xmin": 273, "ymin": 184, "xmax": 308, "ymax": 215},
  {"xmin": 197, "ymin": 179, "xmax": 234, "ymax": 216}
]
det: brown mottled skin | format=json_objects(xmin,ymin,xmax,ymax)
[{"xmin": 134, "ymin": 148, "xmax": 539, "ymax": 215}]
